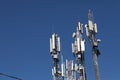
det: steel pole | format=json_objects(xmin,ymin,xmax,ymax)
[{"xmin": 92, "ymin": 49, "xmax": 100, "ymax": 80}]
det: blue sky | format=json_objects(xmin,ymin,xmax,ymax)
[{"xmin": 0, "ymin": 0, "xmax": 120, "ymax": 80}]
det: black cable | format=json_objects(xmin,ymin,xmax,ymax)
[{"xmin": 0, "ymin": 73, "xmax": 22, "ymax": 80}]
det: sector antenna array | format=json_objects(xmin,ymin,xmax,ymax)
[{"xmin": 49, "ymin": 10, "xmax": 101, "ymax": 80}]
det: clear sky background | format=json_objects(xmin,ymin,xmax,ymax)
[{"xmin": 0, "ymin": 0, "xmax": 120, "ymax": 80}]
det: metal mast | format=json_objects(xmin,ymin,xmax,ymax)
[
  {"xmin": 50, "ymin": 33, "xmax": 61, "ymax": 80},
  {"xmin": 85, "ymin": 10, "xmax": 101, "ymax": 80},
  {"xmin": 72, "ymin": 22, "xmax": 86, "ymax": 80}
]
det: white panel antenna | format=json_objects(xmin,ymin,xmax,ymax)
[
  {"xmin": 81, "ymin": 24, "xmax": 83, "ymax": 34},
  {"xmin": 66, "ymin": 60, "xmax": 68, "ymax": 70},
  {"xmin": 50, "ymin": 38, "xmax": 52, "ymax": 53},
  {"xmin": 78, "ymin": 22, "xmax": 81, "ymax": 31},
  {"xmin": 72, "ymin": 43, "xmax": 75, "ymax": 53},
  {"xmin": 81, "ymin": 40, "xmax": 85, "ymax": 52},
  {"xmin": 85, "ymin": 24, "xmax": 89, "ymax": 37},
  {"xmin": 52, "ymin": 68, "xmax": 54, "ymax": 76},
  {"xmin": 94, "ymin": 23, "xmax": 98, "ymax": 33},
  {"xmin": 75, "ymin": 64, "xmax": 78, "ymax": 71},
  {"xmin": 71, "ymin": 61, "xmax": 74, "ymax": 70},
  {"xmin": 88, "ymin": 20, "xmax": 94, "ymax": 31},
  {"xmin": 53, "ymin": 67, "xmax": 56, "ymax": 74},
  {"xmin": 57, "ymin": 37, "xmax": 61, "ymax": 52},
  {"xmin": 61, "ymin": 63, "xmax": 65, "ymax": 77},
  {"xmin": 72, "ymin": 32, "xmax": 76, "ymax": 38},
  {"xmin": 61, "ymin": 55, "xmax": 65, "ymax": 77},
  {"xmin": 52, "ymin": 34, "xmax": 56, "ymax": 50},
  {"xmin": 78, "ymin": 22, "xmax": 83, "ymax": 34},
  {"xmin": 77, "ymin": 38, "xmax": 81, "ymax": 52}
]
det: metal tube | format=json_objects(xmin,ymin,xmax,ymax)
[
  {"xmin": 91, "ymin": 33, "xmax": 100, "ymax": 80},
  {"xmin": 92, "ymin": 49, "xmax": 100, "ymax": 80},
  {"xmin": 54, "ymin": 61, "xmax": 59, "ymax": 80}
]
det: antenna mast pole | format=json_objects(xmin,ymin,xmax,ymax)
[
  {"xmin": 50, "ymin": 33, "xmax": 61, "ymax": 80},
  {"xmin": 85, "ymin": 10, "xmax": 101, "ymax": 80},
  {"xmin": 72, "ymin": 22, "xmax": 86, "ymax": 80}
]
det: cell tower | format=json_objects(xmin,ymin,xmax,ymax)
[
  {"xmin": 85, "ymin": 10, "xmax": 101, "ymax": 80},
  {"xmin": 49, "ymin": 10, "xmax": 101, "ymax": 80},
  {"xmin": 50, "ymin": 33, "xmax": 61, "ymax": 80},
  {"xmin": 72, "ymin": 22, "xmax": 86, "ymax": 80}
]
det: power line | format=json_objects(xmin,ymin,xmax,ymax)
[{"xmin": 0, "ymin": 73, "xmax": 22, "ymax": 80}]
